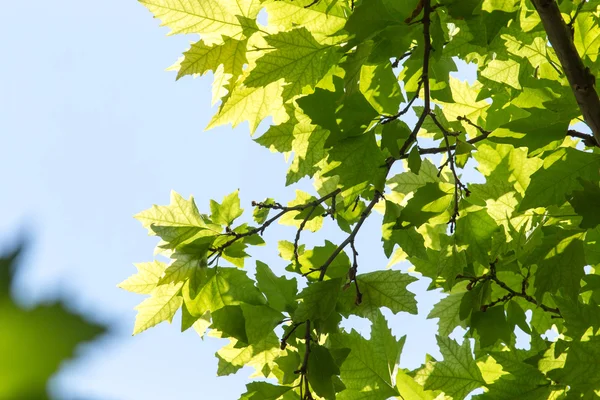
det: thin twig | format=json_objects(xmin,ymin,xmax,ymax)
[
  {"xmin": 294, "ymin": 205, "xmax": 319, "ymax": 268},
  {"xmin": 280, "ymin": 321, "xmax": 305, "ymax": 350},
  {"xmin": 459, "ymin": 261, "xmax": 562, "ymax": 317},
  {"xmin": 433, "ymin": 112, "xmax": 470, "ymax": 232},
  {"xmin": 315, "ymin": 192, "xmax": 383, "ymax": 281},
  {"xmin": 209, "ymin": 189, "xmax": 340, "ymax": 258}
]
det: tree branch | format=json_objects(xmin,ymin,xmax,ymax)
[
  {"xmin": 531, "ymin": 0, "xmax": 600, "ymax": 145},
  {"xmin": 314, "ymin": 191, "xmax": 383, "ymax": 281},
  {"xmin": 208, "ymin": 189, "xmax": 340, "ymax": 260},
  {"xmin": 459, "ymin": 261, "xmax": 562, "ymax": 317}
]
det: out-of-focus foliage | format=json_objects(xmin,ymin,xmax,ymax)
[{"xmin": 0, "ymin": 244, "xmax": 105, "ymax": 399}]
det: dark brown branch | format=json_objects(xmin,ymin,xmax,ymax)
[
  {"xmin": 209, "ymin": 189, "xmax": 340, "ymax": 259},
  {"xmin": 294, "ymin": 205, "xmax": 319, "ymax": 268},
  {"xmin": 460, "ymin": 261, "xmax": 562, "ymax": 317},
  {"xmin": 296, "ymin": 320, "xmax": 313, "ymax": 400},
  {"xmin": 568, "ymin": 129, "xmax": 599, "ymax": 147},
  {"xmin": 393, "ymin": 0, "xmax": 433, "ymax": 160},
  {"xmin": 280, "ymin": 321, "xmax": 305, "ymax": 350},
  {"xmin": 431, "ymin": 112, "xmax": 470, "ymax": 232},
  {"xmin": 381, "ymin": 78, "xmax": 423, "ymax": 124},
  {"xmin": 392, "ymin": 50, "xmax": 414, "ymax": 68},
  {"xmin": 346, "ymin": 241, "xmax": 362, "ymax": 305},
  {"xmin": 315, "ymin": 191, "xmax": 383, "ymax": 281},
  {"xmin": 531, "ymin": 0, "xmax": 600, "ymax": 145}
]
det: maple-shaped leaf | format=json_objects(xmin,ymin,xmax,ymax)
[
  {"xmin": 216, "ymin": 333, "xmax": 282, "ymax": 376},
  {"xmin": 264, "ymin": 0, "xmax": 348, "ymax": 38},
  {"xmin": 455, "ymin": 208, "xmax": 499, "ymax": 266},
  {"xmin": 255, "ymin": 261, "xmax": 298, "ymax": 314},
  {"xmin": 331, "ymin": 312, "xmax": 403, "ymax": 399},
  {"xmin": 241, "ymin": 304, "xmax": 283, "ymax": 344},
  {"xmin": 520, "ymin": 147, "xmax": 600, "ymax": 210},
  {"xmin": 183, "ymin": 267, "xmax": 266, "ymax": 317},
  {"xmin": 239, "ymin": 382, "xmax": 294, "ymax": 400},
  {"xmin": 159, "ymin": 251, "xmax": 208, "ymax": 285},
  {"xmin": 415, "ymin": 336, "xmax": 485, "ymax": 399},
  {"xmin": 474, "ymin": 143, "xmax": 543, "ymax": 197},
  {"xmin": 207, "ymin": 80, "xmax": 287, "ymax": 134},
  {"xmin": 210, "ymin": 189, "xmax": 243, "ymax": 227},
  {"xmin": 360, "ymin": 61, "xmax": 404, "ymax": 115},
  {"xmin": 547, "ymin": 337, "xmax": 600, "ymax": 392},
  {"xmin": 308, "ymin": 344, "xmax": 341, "ymax": 399},
  {"xmin": 118, "ymin": 260, "xmax": 167, "ymax": 294},
  {"xmin": 387, "ymin": 159, "xmax": 440, "ymax": 195},
  {"xmin": 427, "ymin": 289, "xmax": 468, "ymax": 337},
  {"xmin": 554, "ymin": 296, "xmax": 600, "ymax": 340},
  {"xmin": 400, "ymin": 182, "xmax": 454, "ymax": 228},
  {"xmin": 133, "ymin": 281, "xmax": 183, "ymax": 335},
  {"xmin": 135, "ymin": 191, "xmax": 221, "ymax": 250},
  {"xmin": 480, "ymin": 343, "xmax": 553, "ymax": 400},
  {"xmin": 337, "ymin": 270, "xmax": 418, "ymax": 318},
  {"xmin": 395, "ymin": 369, "xmax": 441, "ymax": 400},
  {"xmin": 245, "ymin": 28, "xmax": 341, "ymax": 100},
  {"xmin": 527, "ymin": 229, "xmax": 586, "ymax": 300},
  {"xmin": 344, "ymin": 0, "xmax": 418, "ymax": 43},
  {"xmin": 323, "ymin": 133, "xmax": 386, "ymax": 196},
  {"xmin": 177, "ymin": 36, "xmax": 247, "ymax": 82},
  {"xmin": 139, "ymin": 0, "xmax": 250, "ymax": 39},
  {"xmin": 290, "ymin": 241, "xmax": 349, "ymax": 281},
  {"xmin": 436, "ymin": 77, "xmax": 489, "ymax": 122},
  {"xmin": 569, "ymin": 179, "xmax": 600, "ymax": 228},
  {"xmin": 294, "ymin": 278, "xmax": 342, "ymax": 324}
]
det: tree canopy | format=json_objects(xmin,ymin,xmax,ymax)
[{"xmin": 121, "ymin": 0, "xmax": 600, "ymax": 398}]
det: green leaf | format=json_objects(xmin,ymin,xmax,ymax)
[
  {"xmin": 118, "ymin": 261, "xmax": 167, "ymax": 294},
  {"xmin": 331, "ymin": 312, "xmax": 403, "ymax": 399},
  {"xmin": 0, "ymin": 247, "xmax": 106, "ymax": 399},
  {"xmin": 407, "ymin": 146, "xmax": 422, "ymax": 174},
  {"xmin": 337, "ymin": 270, "xmax": 418, "ymax": 318},
  {"xmin": 265, "ymin": 0, "xmax": 348, "ymax": 38},
  {"xmin": 455, "ymin": 209, "xmax": 499, "ymax": 265},
  {"xmin": 547, "ymin": 337, "xmax": 600, "ymax": 392},
  {"xmin": 395, "ymin": 369, "xmax": 439, "ymax": 400},
  {"xmin": 428, "ymin": 290, "xmax": 468, "ymax": 336},
  {"xmin": 294, "ymin": 279, "xmax": 342, "ymax": 323},
  {"xmin": 241, "ymin": 304, "xmax": 284, "ymax": 343},
  {"xmin": 133, "ymin": 282, "xmax": 184, "ymax": 335},
  {"xmin": 183, "ymin": 267, "xmax": 266, "ymax": 317},
  {"xmin": 415, "ymin": 336, "xmax": 485, "ymax": 399},
  {"xmin": 210, "ymin": 190, "xmax": 244, "ymax": 226},
  {"xmin": 216, "ymin": 333, "xmax": 281, "ymax": 376},
  {"xmin": 400, "ymin": 182, "xmax": 454, "ymax": 228},
  {"xmin": 159, "ymin": 251, "xmax": 207, "ymax": 285},
  {"xmin": 520, "ymin": 148, "xmax": 600, "ymax": 210},
  {"xmin": 570, "ymin": 179, "xmax": 600, "ymax": 228},
  {"xmin": 207, "ymin": 80, "xmax": 287, "ymax": 134},
  {"xmin": 308, "ymin": 344, "xmax": 340, "ymax": 399},
  {"xmin": 359, "ymin": 62, "xmax": 404, "ymax": 115},
  {"xmin": 139, "ymin": 0, "xmax": 250, "ymax": 38},
  {"xmin": 239, "ymin": 382, "xmax": 293, "ymax": 400},
  {"xmin": 245, "ymin": 28, "xmax": 341, "ymax": 100},
  {"xmin": 177, "ymin": 36, "xmax": 247, "ymax": 84},
  {"xmin": 528, "ymin": 230, "xmax": 586, "ymax": 300},
  {"xmin": 255, "ymin": 261, "xmax": 298, "ymax": 313},
  {"xmin": 481, "ymin": 59, "xmax": 521, "ymax": 89},
  {"xmin": 212, "ymin": 305, "xmax": 248, "ymax": 342},
  {"xmin": 292, "ymin": 240, "xmax": 349, "ymax": 281},
  {"xmin": 471, "ymin": 306, "xmax": 513, "ymax": 348}
]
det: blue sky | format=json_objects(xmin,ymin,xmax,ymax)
[{"xmin": 0, "ymin": 2, "xmax": 485, "ymax": 399}]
